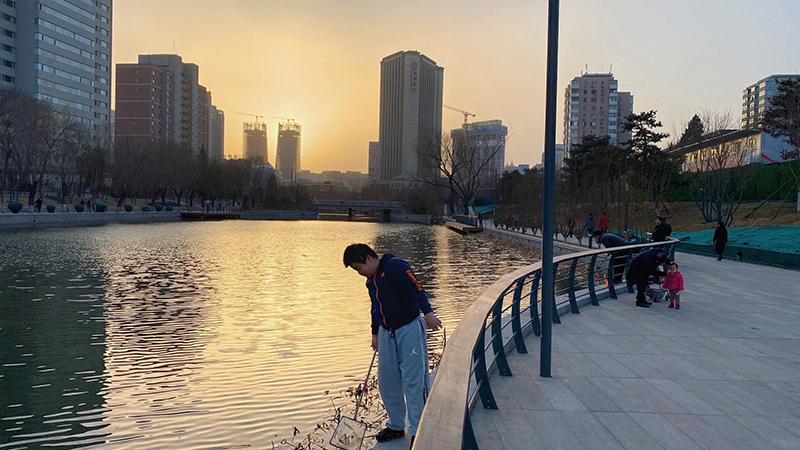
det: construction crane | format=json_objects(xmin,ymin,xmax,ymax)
[
  {"xmin": 229, "ymin": 110, "xmax": 264, "ymax": 123},
  {"xmin": 444, "ymin": 105, "xmax": 476, "ymax": 125},
  {"xmin": 267, "ymin": 115, "xmax": 295, "ymax": 123}
]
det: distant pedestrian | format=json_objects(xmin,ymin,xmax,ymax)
[
  {"xmin": 34, "ymin": 198, "xmax": 42, "ymax": 212},
  {"xmin": 712, "ymin": 220, "xmax": 728, "ymax": 261},
  {"xmin": 477, "ymin": 212, "xmax": 483, "ymax": 228},
  {"xmin": 651, "ymin": 216, "xmax": 672, "ymax": 242},
  {"xmin": 567, "ymin": 217, "xmax": 576, "ymax": 238},
  {"xmin": 585, "ymin": 213, "xmax": 595, "ymax": 247},
  {"xmin": 664, "ymin": 262, "xmax": 684, "ymax": 309},
  {"xmin": 598, "ymin": 211, "xmax": 610, "ymax": 235}
]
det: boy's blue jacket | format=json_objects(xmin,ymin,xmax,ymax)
[{"xmin": 366, "ymin": 254, "xmax": 433, "ymax": 335}]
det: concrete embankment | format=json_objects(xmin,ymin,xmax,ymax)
[
  {"xmin": 0, "ymin": 210, "xmax": 182, "ymax": 231},
  {"xmin": 481, "ymin": 225, "xmax": 584, "ymax": 255}
]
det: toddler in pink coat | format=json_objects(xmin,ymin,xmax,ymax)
[{"xmin": 663, "ymin": 262, "xmax": 684, "ymax": 309}]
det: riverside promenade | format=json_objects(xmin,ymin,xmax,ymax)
[{"xmin": 464, "ymin": 252, "xmax": 800, "ymax": 450}]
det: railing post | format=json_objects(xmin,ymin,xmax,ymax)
[
  {"xmin": 530, "ymin": 271, "xmax": 541, "ymax": 337},
  {"xmin": 462, "ymin": 410, "xmax": 479, "ymax": 450},
  {"xmin": 588, "ymin": 254, "xmax": 599, "ymax": 306},
  {"xmin": 491, "ymin": 297, "xmax": 513, "ymax": 376},
  {"xmin": 607, "ymin": 254, "xmax": 618, "ymax": 299},
  {"xmin": 551, "ymin": 262, "xmax": 561, "ymax": 324},
  {"xmin": 624, "ymin": 252, "xmax": 635, "ymax": 293},
  {"xmin": 473, "ymin": 331, "xmax": 497, "ymax": 409},
  {"xmin": 511, "ymin": 279, "xmax": 528, "ymax": 354},
  {"xmin": 567, "ymin": 258, "xmax": 580, "ymax": 314}
]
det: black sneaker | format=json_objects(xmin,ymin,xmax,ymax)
[
  {"xmin": 376, "ymin": 427, "xmax": 405, "ymax": 442},
  {"xmin": 636, "ymin": 302, "xmax": 650, "ymax": 308}
]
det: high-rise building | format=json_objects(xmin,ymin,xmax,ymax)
[
  {"xmin": 1, "ymin": 0, "xmax": 113, "ymax": 143},
  {"xmin": 741, "ymin": 74, "xmax": 799, "ymax": 129},
  {"xmin": 368, "ymin": 141, "xmax": 381, "ymax": 182},
  {"xmin": 243, "ymin": 121, "xmax": 268, "ymax": 165},
  {"xmin": 115, "ymin": 54, "xmax": 221, "ymax": 157},
  {"xmin": 379, "ymin": 50, "xmax": 443, "ymax": 181},
  {"xmin": 276, "ymin": 121, "xmax": 301, "ymax": 182},
  {"xmin": 451, "ymin": 120, "xmax": 508, "ymax": 194},
  {"xmin": 563, "ymin": 72, "xmax": 633, "ymax": 157},
  {"xmin": 209, "ymin": 106, "xmax": 225, "ymax": 162}
]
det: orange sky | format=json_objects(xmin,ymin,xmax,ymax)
[{"xmin": 113, "ymin": 0, "xmax": 799, "ymax": 172}]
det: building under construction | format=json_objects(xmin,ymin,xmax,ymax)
[
  {"xmin": 243, "ymin": 121, "xmax": 268, "ymax": 165},
  {"xmin": 276, "ymin": 122, "xmax": 301, "ymax": 182}
]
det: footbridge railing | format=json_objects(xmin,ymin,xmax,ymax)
[{"xmin": 413, "ymin": 239, "xmax": 678, "ymax": 450}]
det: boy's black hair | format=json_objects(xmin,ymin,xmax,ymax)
[{"xmin": 343, "ymin": 243, "xmax": 378, "ymax": 267}]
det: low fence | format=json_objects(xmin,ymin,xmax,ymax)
[{"xmin": 414, "ymin": 239, "xmax": 678, "ymax": 449}]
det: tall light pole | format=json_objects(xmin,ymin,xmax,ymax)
[{"xmin": 540, "ymin": 0, "xmax": 560, "ymax": 378}]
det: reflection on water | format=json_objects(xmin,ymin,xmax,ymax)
[{"xmin": 0, "ymin": 221, "xmax": 538, "ymax": 448}]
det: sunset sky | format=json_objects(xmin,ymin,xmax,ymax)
[{"xmin": 113, "ymin": 0, "xmax": 799, "ymax": 172}]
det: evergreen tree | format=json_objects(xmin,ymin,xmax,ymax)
[
  {"xmin": 763, "ymin": 78, "xmax": 800, "ymax": 149},
  {"xmin": 677, "ymin": 114, "xmax": 705, "ymax": 147}
]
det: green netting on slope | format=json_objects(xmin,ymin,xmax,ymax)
[{"xmin": 673, "ymin": 225, "xmax": 800, "ymax": 254}]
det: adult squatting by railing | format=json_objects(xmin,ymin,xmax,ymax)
[{"xmin": 413, "ymin": 239, "xmax": 679, "ymax": 450}]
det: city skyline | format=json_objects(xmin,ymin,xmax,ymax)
[{"xmin": 112, "ymin": 0, "xmax": 800, "ymax": 172}]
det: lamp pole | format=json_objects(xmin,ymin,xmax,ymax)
[{"xmin": 540, "ymin": 0, "xmax": 560, "ymax": 378}]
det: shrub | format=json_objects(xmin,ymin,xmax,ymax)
[
  {"xmin": 7, "ymin": 200, "xmax": 22, "ymax": 214},
  {"xmin": 74, "ymin": 203, "xmax": 85, "ymax": 213},
  {"xmin": 124, "ymin": 204, "xmax": 133, "ymax": 212},
  {"xmin": 95, "ymin": 202, "xmax": 107, "ymax": 212},
  {"xmin": 141, "ymin": 205, "xmax": 151, "ymax": 212},
  {"xmin": 46, "ymin": 204, "xmax": 55, "ymax": 213}
]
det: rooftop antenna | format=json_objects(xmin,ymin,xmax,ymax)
[
  {"xmin": 171, "ymin": 42, "xmax": 176, "ymax": 53},
  {"xmin": 609, "ymin": 64, "xmax": 613, "ymax": 73},
  {"xmin": 585, "ymin": 64, "xmax": 588, "ymax": 74}
]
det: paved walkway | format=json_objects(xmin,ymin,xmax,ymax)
[{"xmin": 471, "ymin": 252, "xmax": 800, "ymax": 450}]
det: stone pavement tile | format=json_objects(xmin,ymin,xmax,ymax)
[
  {"xmin": 647, "ymin": 354, "xmax": 719, "ymax": 381},
  {"xmin": 569, "ymin": 333, "xmax": 625, "ymax": 355},
  {"xmin": 627, "ymin": 412, "xmax": 702, "ymax": 450},
  {"xmin": 635, "ymin": 354, "xmax": 695, "ymax": 380},
  {"xmin": 716, "ymin": 381, "xmax": 799, "ymax": 418},
  {"xmin": 589, "ymin": 378, "xmax": 650, "ymax": 413},
  {"xmin": 593, "ymin": 412, "xmax": 665, "ymax": 450},
  {"xmin": 754, "ymin": 357, "xmax": 800, "ymax": 382},
  {"xmin": 531, "ymin": 376, "xmax": 588, "ymax": 412},
  {"xmin": 643, "ymin": 378, "xmax": 721, "ymax": 415},
  {"xmin": 607, "ymin": 353, "xmax": 664, "ymax": 378},
  {"xmin": 662, "ymin": 414, "xmax": 749, "ymax": 450},
  {"xmin": 525, "ymin": 410, "xmax": 585, "ymax": 450},
  {"xmin": 616, "ymin": 378, "xmax": 687, "ymax": 414},
  {"xmin": 490, "ymin": 375, "xmax": 526, "ymax": 410},
  {"xmin": 584, "ymin": 354, "xmax": 638, "ymax": 378},
  {"xmin": 700, "ymin": 414, "xmax": 780, "ymax": 450},
  {"xmin": 714, "ymin": 355, "xmax": 799, "ymax": 381},
  {"xmin": 491, "ymin": 408, "xmax": 545, "ymax": 450},
  {"xmin": 603, "ymin": 335, "xmax": 660, "ymax": 356},
  {"xmin": 471, "ymin": 408, "xmax": 507, "ymax": 450},
  {"xmin": 706, "ymin": 337, "xmax": 763, "ymax": 357},
  {"xmin": 767, "ymin": 381, "xmax": 800, "ymax": 403},
  {"xmin": 562, "ymin": 377, "xmax": 621, "ymax": 412},
  {"xmin": 559, "ymin": 410, "xmax": 624, "ymax": 450},
  {"xmin": 559, "ymin": 352, "xmax": 612, "ymax": 378},
  {"xmin": 730, "ymin": 415, "xmax": 800, "ymax": 449},
  {"xmin": 679, "ymin": 380, "xmax": 754, "ymax": 417},
  {"xmin": 679, "ymin": 355, "xmax": 751, "ymax": 381},
  {"xmin": 502, "ymin": 374, "xmax": 556, "ymax": 411}
]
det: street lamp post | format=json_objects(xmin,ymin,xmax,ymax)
[{"xmin": 540, "ymin": 0, "xmax": 560, "ymax": 378}]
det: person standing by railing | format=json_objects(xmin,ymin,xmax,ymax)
[{"xmin": 343, "ymin": 244, "xmax": 442, "ymax": 446}]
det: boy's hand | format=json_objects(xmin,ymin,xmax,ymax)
[
  {"xmin": 371, "ymin": 334, "xmax": 379, "ymax": 352},
  {"xmin": 424, "ymin": 312, "xmax": 442, "ymax": 331}
]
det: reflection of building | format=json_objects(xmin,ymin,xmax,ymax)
[
  {"xmin": 563, "ymin": 72, "xmax": 633, "ymax": 157},
  {"xmin": 379, "ymin": 51, "xmax": 444, "ymax": 181},
  {"xmin": 276, "ymin": 121, "xmax": 301, "ymax": 182},
  {"xmin": 116, "ymin": 54, "xmax": 223, "ymax": 157},
  {"xmin": 368, "ymin": 141, "xmax": 381, "ymax": 182},
  {"xmin": 741, "ymin": 74, "xmax": 800, "ymax": 129},
  {"xmin": 243, "ymin": 121, "xmax": 268, "ymax": 165},
  {"xmin": 3, "ymin": 1, "xmax": 113, "ymax": 143},
  {"xmin": 671, "ymin": 128, "xmax": 799, "ymax": 171},
  {"xmin": 451, "ymin": 120, "xmax": 508, "ymax": 194}
]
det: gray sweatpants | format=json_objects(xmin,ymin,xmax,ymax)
[{"xmin": 377, "ymin": 317, "xmax": 429, "ymax": 436}]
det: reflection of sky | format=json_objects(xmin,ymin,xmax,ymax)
[
  {"xmin": 113, "ymin": 0, "xmax": 800, "ymax": 170},
  {"xmin": 1, "ymin": 222, "xmax": 537, "ymax": 448}
]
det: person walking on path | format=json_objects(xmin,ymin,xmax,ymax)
[
  {"xmin": 625, "ymin": 248, "xmax": 669, "ymax": 308},
  {"xmin": 713, "ymin": 220, "xmax": 728, "ymax": 261},
  {"xmin": 598, "ymin": 211, "xmax": 610, "ymax": 235},
  {"xmin": 343, "ymin": 244, "xmax": 442, "ymax": 445},
  {"xmin": 664, "ymin": 262, "xmax": 684, "ymax": 309},
  {"xmin": 585, "ymin": 213, "xmax": 595, "ymax": 248},
  {"xmin": 567, "ymin": 217, "xmax": 576, "ymax": 238}
]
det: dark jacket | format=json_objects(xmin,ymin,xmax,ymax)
[
  {"xmin": 652, "ymin": 222, "xmax": 672, "ymax": 242},
  {"xmin": 600, "ymin": 234, "xmax": 630, "ymax": 248},
  {"xmin": 713, "ymin": 225, "xmax": 728, "ymax": 251},
  {"xmin": 626, "ymin": 249, "xmax": 668, "ymax": 281},
  {"xmin": 367, "ymin": 254, "xmax": 433, "ymax": 335}
]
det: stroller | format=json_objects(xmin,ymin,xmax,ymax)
[{"xmin": 645, "ymin": 274, "xmax": 669, "ymax": 303}]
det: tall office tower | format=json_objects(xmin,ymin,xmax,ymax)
[
  {"xmin": 115, "ymin": 54, "xmax": 220, "ymax": 157},
  {"xmin": 741, "ymin": 74, "xmax": 800, "ymax": 129},
  {"xmin": 450, "ymin": 120, "xmax": 508, "ymax": 193},
  {"xmin": 368, "ymin": 141, "xmax": 381, "ymax": 182},
  {"xmin": 378, "ymin": 50, "xmax": 443, "ymax": 181},
  {"xmin": 276, "ymin": 121, "xmax": 301, "ymax": 182},
  {"xmin": 1, "ymin": 0, "xmax": 113, "ymax": 143},
  {"xmin": 243, "ymin": 121, "xmax": 268, "ymax": 165},
  {"xmin": 563, "ymin": 72, "xmax": 633, "ymax": 157},
  {"xmin": 209, "ymin": 106, "xmax": 225, "ymax": 162}
]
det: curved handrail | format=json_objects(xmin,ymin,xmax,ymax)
[{"xmin": 413, "ymin": 239, "xmax": 678, "ymax": 450}]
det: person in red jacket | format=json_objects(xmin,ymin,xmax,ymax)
[
  {"xmin": 598, "ymin": 211, "xmax": 610, "ymax": 235},
  {"xmin": 663, "ymin": 262, "xmax": 684, "ymax": 309}
]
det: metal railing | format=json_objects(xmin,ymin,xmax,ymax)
[{"xmin": 413, "ymin": 239, "xmax": 678, "ymax": 450}]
